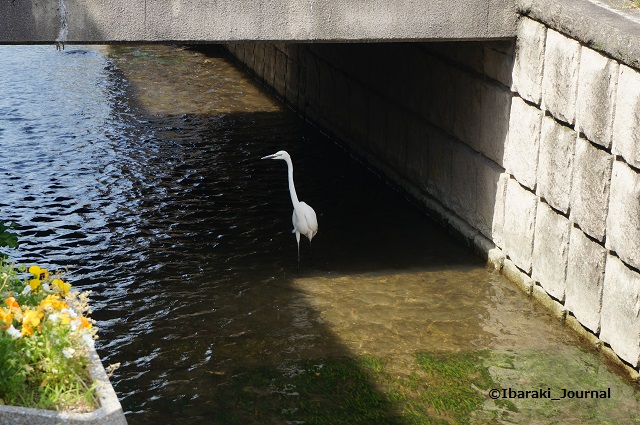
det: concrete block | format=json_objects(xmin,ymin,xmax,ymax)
[
  {"xmin": 612, "ymin": 65, "xmax": 640, "ymax": 169},
  {"xmin": 478, "ymin": 83, "xmax": 512, "ymax": 167},
  {"xmin": 475, "ymin": 156, "xmax": 505, "ymax": 241},
  {"xmin": 452, "ymin": 72, "xmax": 482, "ymax": 149},
  {"xmin": 532, "ymin": 200, "xmax": 570, "ymax": 301},
  {"xmin": 491, "ymin": 172, "xmax": 510, "ymax": 249},
  {"xmin": 450, "ymin": 143, "xmax": 478, "ymax": 226},
  {"xmin": 348, "ymin": 81, "xmax": 369, "ymax": 146},
  {"xmin": 606, "ymin": 161, "xmax": 640, "ymax": 270},
  {"xmin": 531, "ymin": 282, "xmax": 567, "ymax": 320},
  {"xmin": 537, "ymin": 115, "xmax": 576, "ymax": 213},
  {"xmin": 285, "ymin": 55, "xmax": 300, "ymax": 107},
  {"xmin": 427, "ymin": 41, "xmax": 485, "ymax": 74},
  {"xmin": 296, "ymin": 48, "xmax": 308, "ymax": 113},
  {"xmin": 565, "ymin": 226, "xmax": 606, "ymax": 334},
  {"xmin": 253, "ymin": 43, "xmax": 266, "ymax": 81},
  {"xmin": 541, "ymin": 29, "xmax": 581, "ymax": 125},
  {"xmin": 424, "ymin": 58, "xmax": 455, "ymax": 134},
  {"xmin": 386, "ymin": 106, "xmax": 408, "ymax": 175},
  {"xmin": 263, "ymin": 43, "xmax": 277, "ymax": 88},
  {"xmin": 601, "ymin": 254, "xmax": 640, "ymax": 368},
  {"xmin": 570, "ymin": 137, "xmax": 613, "ymax": 242},
  {"xmin": 243, "ymin": 43, "xmax": 256, "ymax": 71},
  {"xmin": 512, "ymin": 17, "xmax": 546, "ymax": 104},
  {"xmin": 503, "ymin": 257, "xmax": 534, "ymax": 294},
  {"xmin": 426, "ymin": 132, "xmax": 453, "ymax": 203},
  {"xmin": 486, "ymin": 246, "xmax": 506, "ymax": 270},
  {"xmin": 229, "ymin": 43, "xmax": 244, "ymax": 63},
  {"xmin": 303, "ymin": 54, "xmax": 320, "ymax": 116},
  {"xmin": 368, "ymin": 94, "xmax": 388, "ymax": 161},
  {"xmin": 405, "ymin": 120, "xmax": 430, "ymax": 187},
  {"xmin": 575, "ymin": 47, "xmax": 618, "ymax": 148},
  {"xmin": 273, "ymin": 48, "xmax": 287, "ymax": 97},
  {"xmin": 316, "ymin": 61, "xmax": 334, "ymax": 127},
  {"xmin": 504, "ymin": 96, "xmax": 542, "ymax": 190},
  {"xmin": 503, "ymin": 178, "xmax": 537, "ymax": 273},
  {"xmin": 332, "ymin": 71, "xmax": 351, "ymax": 139},
  {"xmin": 484, "ymin": 40, "xmax": 515, "ymax": 87}
]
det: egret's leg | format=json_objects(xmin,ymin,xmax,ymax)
[{"xmin": 296, "ymin": 231, "xmax": 301, "ymax": 268}]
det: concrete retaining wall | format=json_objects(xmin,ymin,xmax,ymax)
[{"xmin": 225, "ymin": 0, "xmax": 640, "ymax": 375}]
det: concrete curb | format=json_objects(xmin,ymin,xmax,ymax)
[{"xmin": 0, "ymin": 345, "xmax": 127, "ymax": 425}]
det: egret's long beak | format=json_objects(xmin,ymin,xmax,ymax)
[{"xmin": 261, "ymin": 154, "xmax": 277, "ymax": 160}]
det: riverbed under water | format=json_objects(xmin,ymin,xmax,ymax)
[{"xmin": 0, "ymin": 44, "xmax": 638, "ymax": 424}]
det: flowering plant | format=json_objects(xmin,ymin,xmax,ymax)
[{"xmin": 0, "ymin": 260, "xmax": 98, "ymax": 411}]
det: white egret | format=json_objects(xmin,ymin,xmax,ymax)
[{"xmin": 262, "ymin": 150, "xmax": 318, "ymax": 265}]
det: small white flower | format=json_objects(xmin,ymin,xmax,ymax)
[
  {"xmin": 48, "ymin": 313, "xmax": 59, "ymax": 323},
  {"xmin": 61, "ymin": 308, "xmax": 78, "ymax": 319},
  {"xmin": 21, "ymin": 285, "xmax": 32, "ymax": 295},
  {"xmin": 83, "ymin": 333, "xmax": 95, "ymax": 348},
  {"xmin": 6, "ymin": 325, "xmax": 21, "ymax": 339},
  {"xmin": 62, "ymin": 348, "xmax": 75, "ymax": 359},
  {"xmin": 42, "ymin": 283, "xmax": 53, "ymax": 293}
]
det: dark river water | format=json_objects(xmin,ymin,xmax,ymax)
[{"xmin": 0, "ymin": 44, "xmax": 639, "ymax": 424}]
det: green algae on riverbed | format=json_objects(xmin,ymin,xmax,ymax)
[{"xmin": 205, "ymin": 350, "xmax": 640, "ymax": 424}]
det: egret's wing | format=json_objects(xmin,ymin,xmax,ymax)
[{"xmin": 299, "ymin": 202, "xmax": 318, "ymax": 235}]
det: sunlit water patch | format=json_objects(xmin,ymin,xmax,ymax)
[{"xmin": 0, "ymin": 44, "xmax": 638, "ymax": 424}]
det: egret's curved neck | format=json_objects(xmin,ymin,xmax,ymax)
[{"xmin": 284, "ymin": 156, "xmax": 300, "ymax": 206}]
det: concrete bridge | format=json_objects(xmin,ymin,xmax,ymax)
[{"xmin": 0, "ymin": 0, "xmax": 516, "ymax": 43}]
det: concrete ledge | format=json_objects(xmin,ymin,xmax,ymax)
[
  {"xmin": 0, "ymin": 345, "xmax": 127, "ymax": 425},
  {"xmin": 0, "ymin": 0, "xmax": 517, "ymax": 43},
  {"xmin": 518, "ymin": 0, "xmax": 640, "ymax": 69}
]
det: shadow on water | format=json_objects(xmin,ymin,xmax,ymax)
[{"xmin": 0, "ymin": 44, "xmax": 639, "ymax": 424}]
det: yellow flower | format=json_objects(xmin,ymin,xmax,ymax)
[
  {"xmin": 52, "ymin": 279, "xmax": 71, "ymax": 296},
  {"xmin": 29, "ymin": 278, "xmax": 41, "ymax": 290},
  {"xmin": 0, "ymin": 309, "xmax": 13, "ymax": 329},
  {"xmin": 28, "ymin": 265, "xmax": 49, "ymax": 280},
  {"xmin": 21, "ymin": 308, "xmax": 44, "ymax": 336},
  {"xmin": 78, "ymin": 316, "xmax": 92, "ymax": 329},
  {"xmin": 5, "ymin": 297, "xmax": 19, "ymax": 311},
  {"xmin": 40, "ymin": 294, "xmax": 68, "ymax": 311}
]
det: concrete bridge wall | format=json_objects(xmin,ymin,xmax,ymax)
[
  {"xmin": 225, "ymin": 0, "xmax": 640, "ymax": 375},
  {"xmin": 0, "ymin": 0, "xmax": 515, "ymax": 43}
]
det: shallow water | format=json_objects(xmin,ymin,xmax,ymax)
[{"xmin": 0, "ymin": 44, "xmax": 638, "ymax": 424}]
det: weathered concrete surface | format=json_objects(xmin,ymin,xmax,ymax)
[
  {"xmin": 517, "ymin": 0, "xmax": 640, "ymax": 69},
  {"xmin": 0, "ymin": 0, "xmax": 517, "ymax": 43},
  {"xmin": 532, "ymin": 201, "xmax": 570, "ymax": 301},
  {"xmin": 511, "ymin": 17, "xmax": 546, "ymax": 104},
  {"xmin": 565, "ymin": 226, "xmax": 606, "ymax": 334},
  {"xmin": 504, "ymin": 97, "xmax": 541, "ymax": 190},
  {"xmin": 600, "ymin": 254, "xmax": 640, "ymax": 368},
  {"xmin": 541, "ymin": 29, "xmax": 581, "ymax": 125},
  {"xmin": 503, "ymin": 178, "xmax": 537, "ymax": 274},
  {"xmin": 606, "ymin": 161, "xmax": 640, "ymax": 271},
  {"xmin": 570, "ymin": 137, "xmax": 612, "ymax": 242},
  {"xmin": 536, "ymin": 115, "xmax": 574, "ymax": 214},
  {"xmin": 612, "ymin": 64, "xmax": 640, "ymax": 169},
  {"xmin": 576, "ymin": 47, "xmax": 618, "ymax": 149}
]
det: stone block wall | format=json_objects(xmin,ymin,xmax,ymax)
[
  {"xmin": 510, "ymin": 17, "xmax": 640, "ymax": 370},
  {"xmin": 225, "ymin": 14, "xmax": 640, "ymax": 373}
]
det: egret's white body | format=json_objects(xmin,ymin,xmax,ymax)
[{"xmin": 262, "ymin": 150, "xmax": 318, "ymax": 264}]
